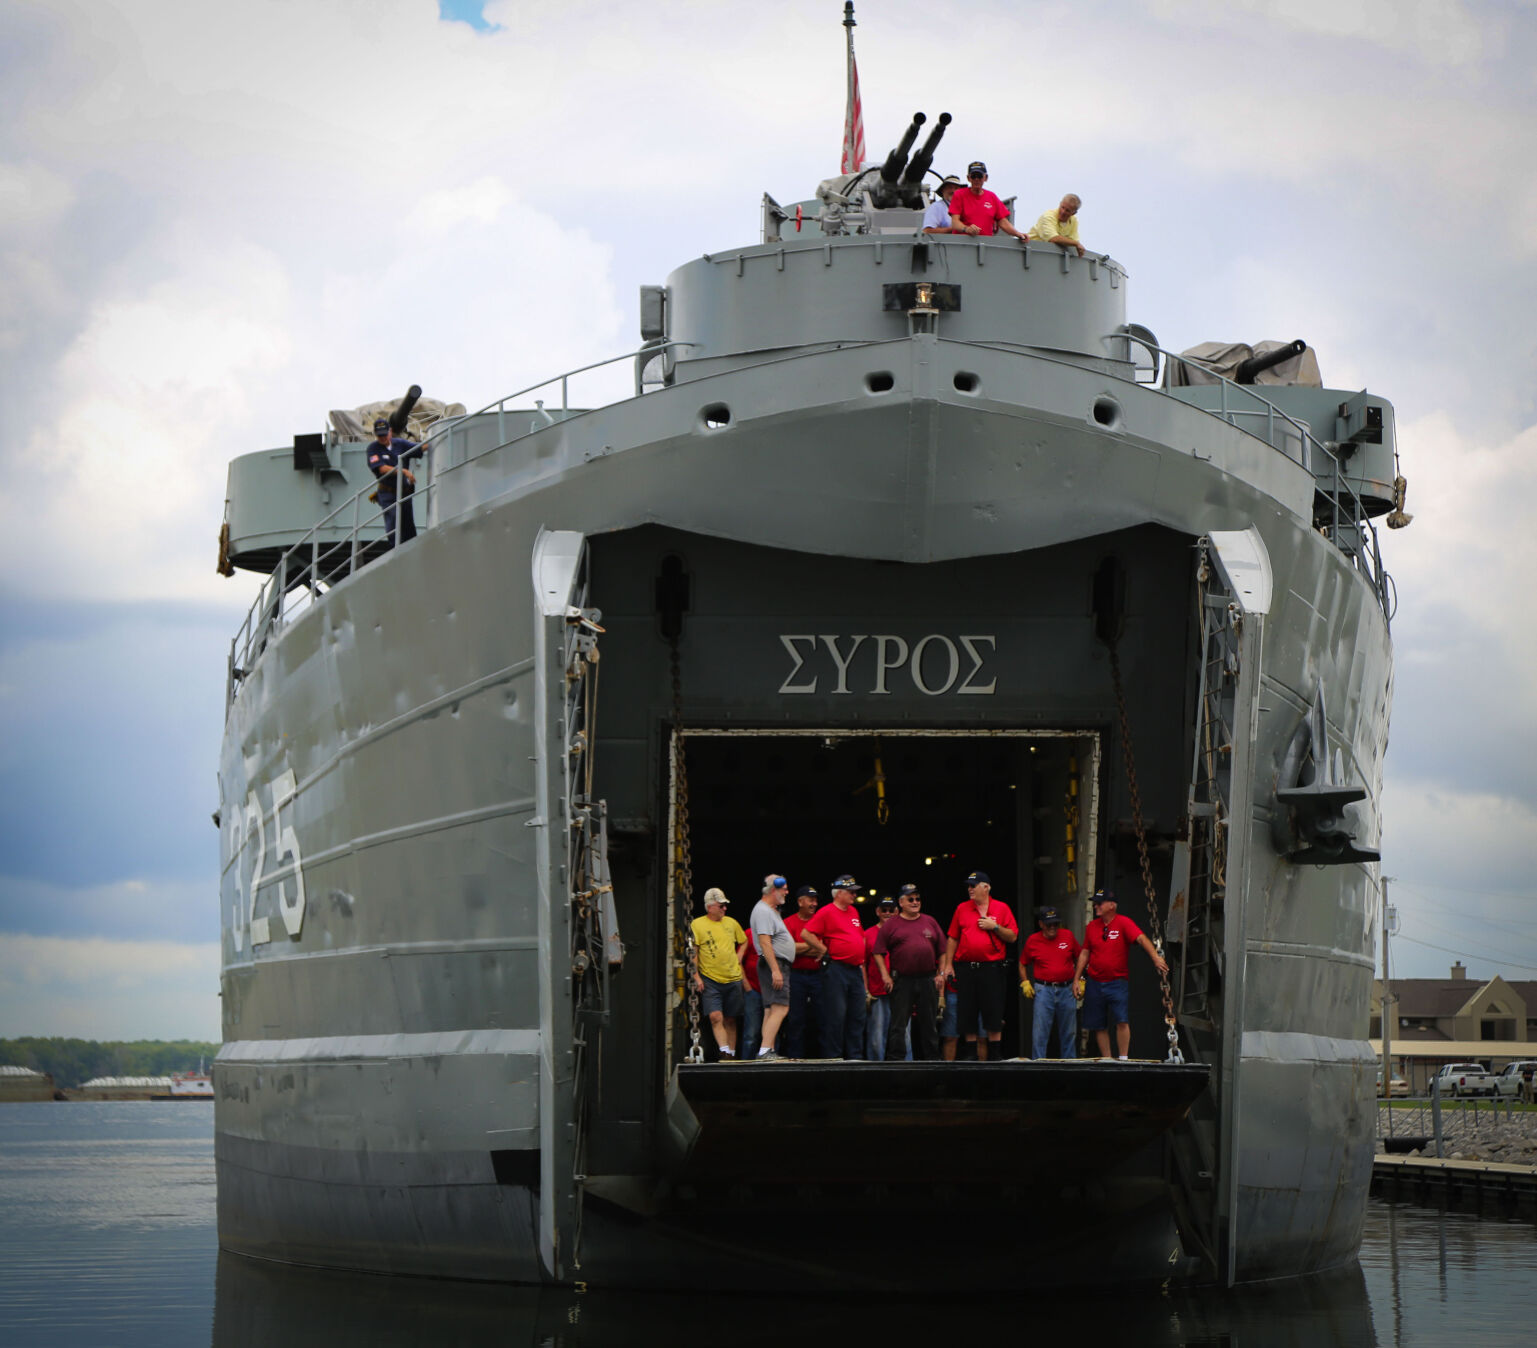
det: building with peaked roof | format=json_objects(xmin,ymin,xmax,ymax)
[{"xmin": 1368, "ymin": 962, "xmax": 1537, "ymax": 1092}]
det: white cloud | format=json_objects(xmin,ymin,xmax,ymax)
[{"xmin": 0, "ymin": 933, "xmax": 219, "ymax": 1039}]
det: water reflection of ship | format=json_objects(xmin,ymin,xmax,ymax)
[
  {"xmin": 214, "ymin": 26, "xmax": 1401, "ymax": 1290},
  {"xmin": 211, "ymin": 1250, "xmax": 1379, "ymax": 1348}
]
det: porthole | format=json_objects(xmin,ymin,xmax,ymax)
[
  {"xmin": 953, "ymin": 371, "xmax": 980, "ymax": 394},
  {"xmin": 701, "ymin": 403, "xmax": 731, "ymax": 430},
  {"xmin": 865, "ymin": 371, "xmax": 895, "ymax": 393}
]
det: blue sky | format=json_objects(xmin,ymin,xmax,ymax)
[{"xmin": 1, "ymin": 0, "xmax": 1534, "ymax": 1037}]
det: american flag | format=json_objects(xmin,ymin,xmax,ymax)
[{"xmin": 841, "ymin": 8, "xmax": 865, "ymax": 173}]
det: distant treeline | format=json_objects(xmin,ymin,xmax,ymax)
[{"xmin": 0, "ymin": 1038, "xmax": 219, "ymax": 1088}]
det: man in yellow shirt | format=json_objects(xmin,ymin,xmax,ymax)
[
  {"xmin": 1029, "ymin": 194, "xmax": 1085, "ymax": 257},
  {"xmin": 691, "ymin": 888, "xmax": 749, "ymax": 1059}
]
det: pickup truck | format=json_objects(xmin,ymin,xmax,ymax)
[
  {"xmin": 1494, "ymin": 1061, "xmax": 1537, "ymax": 1101},
  {"xmin": 1435, "ymin": 1062, "xmax": 1496, "ymax": 1097}
]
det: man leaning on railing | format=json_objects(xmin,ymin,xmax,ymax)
[{"xmin": 367, "ymin": 417, "xmax": 429, "ymax": 549}]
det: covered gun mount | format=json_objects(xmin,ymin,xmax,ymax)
[
  {"xmin": 389, "ymin": 384, "xmax": 424, "ymax": 435},
  {"xmin": 1235, "ymin": 340, "xmax": 1306, "ymax": 385}
]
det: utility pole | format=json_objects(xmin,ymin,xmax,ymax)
[{"xmin": 1380, "ymin": 875, "xmax": 1396, "ymax": 1099}]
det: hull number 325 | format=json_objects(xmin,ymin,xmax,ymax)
[{"xmin": 778, "ymin": 634, "xmax": 997, "ymax": 696}]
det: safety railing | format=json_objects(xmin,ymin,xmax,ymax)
[{"xmin": 226, "ymin": 343, "xmax": 692, "ymax": 706}]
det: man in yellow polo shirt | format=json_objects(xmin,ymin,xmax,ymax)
[
  {"xmin": 691, "ymin": 888, "xmax": 749, "ymax": 1060},
  {"xmin": 1029, "ymin": 194, "xmax": 1086, "ymax": 257}
]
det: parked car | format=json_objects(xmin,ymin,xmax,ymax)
[
  {"xmin": 1383, "ymin": 1076, "xmax": 1411, "ymax": 1098},
  {"xmin": 1494, "ymin": 1061, "xmax": 1537, "ymax": 1100},
  {"xmin": 1435, "ymin": 1062, "xmax": 1496, "ymax": 1097}
]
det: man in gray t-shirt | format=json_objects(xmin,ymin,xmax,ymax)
[{"xmin": 750, "ymin": 876, "xmax": 797, "ymax": 1060}]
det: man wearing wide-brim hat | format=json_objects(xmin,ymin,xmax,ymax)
[{"xmin": 922, "ymin": 175, "xmax": 969, "ymax": 235}]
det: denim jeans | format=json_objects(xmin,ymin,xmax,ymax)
[
  {"xmin": 822, "ymin": 961, "xmax": 868, "ymax": 1061},
  {"xmin": 741, "ymin": 986, "xmax": 764, "ymax": 1060},
  {"xmin": 784, "ymin": 965, "xmax": 825, "ymax": 1058},
  {"xmin": 1031, "ymin": 982, "xmax": 1078, "ymax": 1059},
  {"xmin": 866, "ymin": 993, "xmax": 891, "ymax": 1061}
]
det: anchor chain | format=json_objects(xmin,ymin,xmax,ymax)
[
  {"xmin": 670, "ymin": 637, "xmax": 704, "ymax": 1064},
  {"xmin": 1108, "ymin": 639, "xmax": 1184, "ymax": 1066}
]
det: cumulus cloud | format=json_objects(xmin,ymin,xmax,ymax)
[
  {"xmin": 0, "ymin": 0, "xmax": 1532, "ymax": 1034},
  {"xmin": 0, "ymin": 934, "xmax": 220, "ymax": 1039}
]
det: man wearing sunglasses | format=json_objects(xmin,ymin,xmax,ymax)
[{"xmin": 948, "ymin": 161, "xmax": 1030, "ymax": 242}]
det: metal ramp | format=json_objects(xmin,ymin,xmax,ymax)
[{"xmin": 671, "ymin": 1060, "xmax": 1209, "ymax": 1185}]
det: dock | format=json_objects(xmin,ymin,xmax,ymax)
[{"xmin": 1372, "ymin": 1153, "xmax": 1537, "ymax": 1217}]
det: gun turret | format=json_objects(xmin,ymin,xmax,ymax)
[
  {"xmin": 871, "ymin": 113, "xmax": 926, "ymax": 208},
  {"xmin": 901, "ymin": 112, "xmax": 952, "ymax": 188},
  {"xmin": 389, "ymin": 384, "xmax": 423, "ymax": 434},
  {"xmin": 1234, "ymin": 340, "xmax": 1306, "ymax": 385}
]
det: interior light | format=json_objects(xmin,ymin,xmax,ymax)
[
  {"xmin": 924, "ymin": 857, "xmax": 933, "ymax": 866},
  {"xmin": 856, "ymin": 894, "xmax": 867, "ymax": 903}
]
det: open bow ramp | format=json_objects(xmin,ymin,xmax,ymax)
[{"xmin": 672, "ymin": 1058, "xmax": 1210, "ymax": 1182}]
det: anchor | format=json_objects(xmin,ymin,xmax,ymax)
[{"xmin": 1272, "ymin": 685, "xmax": 1380, "ymax": 865}]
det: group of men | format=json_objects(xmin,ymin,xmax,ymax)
[
  {"xmin": 688, "ymin": 871, "xmax": 1167, "ymax": 1064},
  {"xmin": 921, "ymin": 160, "xmax": 1087, "ymax": 259}
]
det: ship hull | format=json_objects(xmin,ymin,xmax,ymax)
[{"xmin": 216, "ymin": 339, "xmax": 1390, "ymax": 1286}]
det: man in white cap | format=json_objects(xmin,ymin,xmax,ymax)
[{"xmin": 691, "ymin": 888, "xmax": 748, "ymax": 1060}]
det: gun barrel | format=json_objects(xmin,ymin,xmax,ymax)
[
  {"xmin": 879, "ymin": 112, "xmax": 926, "ymax": 183},
  {"xmin": 1234, "ymin": 340, "xmax": 1306, "ymax": 385},
  {"xmin": 902, "ymin": 111, "xmax": 952, "ymax": 185},
  {"xmin": 389, "ymin": 384, "xmax": 424, "ymax": 434}
]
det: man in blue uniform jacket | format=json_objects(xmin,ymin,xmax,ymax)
[{"xmin": 366, "ymin": 416, "xmax": 428, "ymax": 548}]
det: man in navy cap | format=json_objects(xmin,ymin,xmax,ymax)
[
  {"xmin": 1074, "ymin": 889, "xmax": 1169, "ymax": 1060},
  {"xmin": 366, "ymin": 416, "xmax": 429, "ymax": 549},
  {"xmin": 948, "ymin": 162, "xmax": 1030, "ymax": 241},
  {"xmin": 1021, "ymin": 905, "xmax": 1081, "ymax": 1059},
  {"xmin": 939, "ymin": 870, "xmax": 1018, "ymax": 1059},
  {"xmin": 798, "ymin": 875, "xmax": 868, "ymax": 1061},
  {"xmin": 782, "ymin": 885, "xmax": 825, "ymax": 1058}
]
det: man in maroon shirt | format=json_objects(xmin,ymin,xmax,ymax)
[
  {"xmin": 873, "ymin": 883, "xmax": 946, "ymax": 1060},
  {"xmin": 799, "ymin": 875, "xmax": 868, "ymax": 1061},
  {"xmin": 1021, "ymin": 905, "xmax": 1081, "ymax": 1059},
  {"xmin": 940, "ymin": 870, "xmax": 1018, "ymax": 1060},
  {"xmin": 1073, "ymin": 889, "xmax": 1169, "ymax": 1060},
  {"xmin": 949, "ymin": 161, "xmax": 1030, "ymax": 242},
  {"xmin": 782, "ymin": 885, "xmax": 824, "ymax": 1058}
]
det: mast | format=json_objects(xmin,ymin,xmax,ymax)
[{"xmin": 840, "ymin": 2, "xmax": 865, "ymax": 174}]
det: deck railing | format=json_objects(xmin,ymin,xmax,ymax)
[
  {"xmin": 227, "ymin": 334, "xmax": 1393, "ymax": 708},
  {"xmin": 226, "ymin": 344, "xmax": 687, "ymax": 706}
]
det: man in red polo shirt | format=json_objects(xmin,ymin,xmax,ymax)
[
  {"xmin": 939, "ymin": 870, "xmax": 1018, "ymax": 1060},
  {"xmin": 1073, "ymin": 889, "xmax": 1169, "ymax": 1060},
  {"xmin": 782, "ymin": 885, "xmax": 825, "ymax": 1058},
  {"xmin": 948, "ymin": 161, "xmax": 1030, "ymax": 242},
  {"xmin": 799, "ymin": 875, "xmax": 868, "ymax": 1061},
  {"xmin": 1021, "ymin": 905, "xmax": 1080, "ymax": 1059}
]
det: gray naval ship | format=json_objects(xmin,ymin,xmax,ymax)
[{"xmin": 215, "ymin": 108, "xmax": 1407, "ymax": 1290}]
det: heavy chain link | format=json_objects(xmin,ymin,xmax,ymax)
[
  {"xmin": 670, "ymin": 637, "xmax": 704, "ymax": 1064},
  {"xmin": 1108, "ymin": 640, "xmax": 1184, "ymax": 1066}
]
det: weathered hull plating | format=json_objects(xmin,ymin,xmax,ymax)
[{"xmin": 217, "ymin": 334, "xmax": 1391, "ymax": 1286}]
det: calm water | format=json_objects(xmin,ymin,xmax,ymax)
[{"xmin": 2, "ymin": 1102, "xmax": 1534, "ymax": 1347}]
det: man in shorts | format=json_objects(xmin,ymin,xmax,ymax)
[
  {"xmin": 749, "ymin": 874, "xmax": 795, "ymax": 1061},
  {"xmin": 1074, "ymin": 889, "xmax": 1169, "ymax": 1060},
  {"xmin": 940, "ymin": 870, "xmax": 1018, "ymax": 1060},
  {"xmin": 691, "ymin": 888, "xmax": 748, "ymax": 1060}
]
